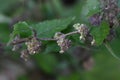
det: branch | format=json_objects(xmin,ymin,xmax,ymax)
[
  {"xmin": 11, "ymin": 38, "xmax": 31, "ymax": 45},
  {"xmin": 11, "ymin": 37, "xmax": 57, "ymax": 45},
  {"xmin": 11, "ymin": 31, "xmax": 79, "ymax": 45},
  {"xmin": 63, "ymin": 31, "xmax": 79, "ymax": 37}
]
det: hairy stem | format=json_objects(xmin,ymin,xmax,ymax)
[
  {"xmin": 11, "ymin": 37, "xmax": 57, "ymax": 45},
  {"xmin": 11, "ymin": 31, "xmax": 79, "ymax": 45},
  {"xmin": 38, "ymin": 38, "xmax": 57, "ymax": 41},
  {"xmin": 11, "ymin": 38, "xmax": 31, "ymax": 45},
  {"xmin": 63, "ymin": 31, "xmax": 79, "ymax": 37},
  {"xmin": 104, "ymin": 42, "xmax": 120, "ymax": 61}
]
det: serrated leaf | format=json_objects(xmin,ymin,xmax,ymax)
[
  {"xmin": 13, "ymin": 21, "xmax": 32, "ymax": 38},
  {"xmin": 91, "ymin": 21, "xmax": 110, "ymax": 45},
  {"xmin": 31, "ymin": 17, "xmax": 75, "ymax": 38},
  {"xmin": 8, "ymin": 22, "xmax": 32, "ymax": 45}
]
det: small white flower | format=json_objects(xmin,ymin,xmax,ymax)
[{"xmin": 91, "ymin": 39, "xmax": 95, "ymax": 45}]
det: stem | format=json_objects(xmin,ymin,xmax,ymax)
[
  {"xmin": 38, "ymin": 38, "xmax": 57, "ymax": 41},
  {"xmin": 11, "ymin": 37, "xmax": 56, "ymax": 45},
  {"xmin": 11, "ymin": 31, "xmax": 78, "ymax": 45},
  {"xmin": 63, "ymin": 31, "xmax": 79, "ymax": 37},
  {"xmin": 104, "ymin": 42, "xmax": 120, "ymax": 61},
  {"xmin": 11, "ymin": 38, "xmax": 30, "ymax": 45}
]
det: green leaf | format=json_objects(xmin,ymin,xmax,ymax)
[
  {"xmin": 91, "ymin": 21, "xmax": 110, "ymax": 45},
  {"xmin": 44, "ymin": 43, "xmax": 59, "ymax": 53},
  {"xmin": 8, "ymin": 22, "xmax": 32, "ymax": 45},
  {"xmin": 31, "ymin": 17, "xmax": 75, "ymax": 38},
  {"xmin": 32, "ymin": 53, "xmax": 58, "ymax": 73},
  {"xmin": 13, "ymin": 21, "xmax": 32, "ymax": 38}
]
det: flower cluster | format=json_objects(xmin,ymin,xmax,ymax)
[
  {"xmin": 90, "ymin": 0, "xmax": 120, "ymax": 28},
  {"xmin": 11, "ymin": 35, "xmax": 41, "ymax": 61},
  {"xmin": 102, "ymin": 0, "xmax": 120, "ymax": 27},
  {"xmin": 89, "ymin": 0, "xmax": 120, "ymax": 43},
  {"xmin": 25, "ymin": 37, "xmax": 41, "ymax": 55},
  {"xmin": 73, "ymin": 23, "xmax": 89, "ymax": 41},
  {"xmin": 89, "ymin": 14, "xmax": 102, "ymax": 26},
  {"xmin": 54, "ymin": 32, "xmax": 71, "ymax": 53}
]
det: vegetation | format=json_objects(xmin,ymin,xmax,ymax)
[{"xmin": 0, "ymin": 0, "xmax": 120, "ymax": 80}]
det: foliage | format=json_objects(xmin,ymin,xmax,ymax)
[
  {"xmin": 91, "ymin": 21, "xmax": 110, "ymax": 45},
  {"xmin": 0, "ymin": 0, "xmax": 120, "ymax": 80},
  {"xmin": 31, "ymin": 17, "xmax": 75, "ymax": 38},
  {"xmin": 12, "ymin": 22, "xmax": 32, "ymax": 38}
]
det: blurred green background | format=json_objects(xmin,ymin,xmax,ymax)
[{"xmin": 0, "ymin": 0, "xmax": 120, "ymax": 80}]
